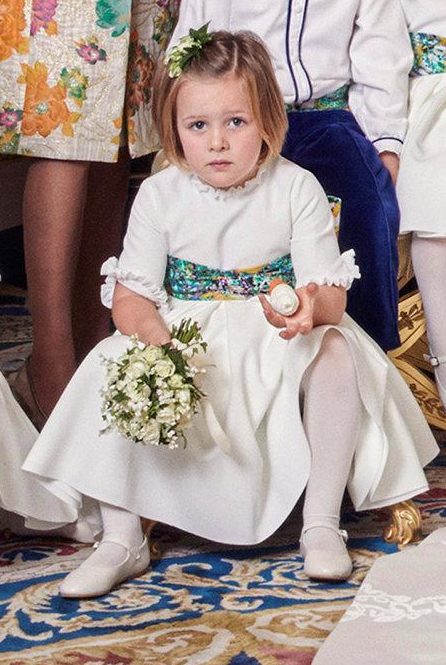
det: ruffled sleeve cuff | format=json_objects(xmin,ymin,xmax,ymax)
[
  {"xmin": 295, "ymin": 249, "xmax": 361, "ymax": 291},
  {"xmin": 100, "ymin": 257, "xmax": 170, "ymax": 313}
]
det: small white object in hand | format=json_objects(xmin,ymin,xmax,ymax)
[{"xmin": 270, "ymin": 282, "xmax": 299, "ymax": 316}]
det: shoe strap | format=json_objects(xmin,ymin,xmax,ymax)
[
  {"xmin": 302, "ymin": 523, "xmax": 348, "ymax": 543},
  {"xmin": 93, "ymin": 536, "xmax": 147, "ymax": 559},
  {"xmin": 423, "ymin": 353, "xmax": 446, "ymax": 367}
]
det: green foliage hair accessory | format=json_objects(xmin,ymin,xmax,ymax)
[{"xmin": 164, "ymin": 22, "xmax": 213, "ymax": 78}]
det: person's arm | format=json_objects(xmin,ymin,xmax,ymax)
[
  {"xmin": 260, "ymin": 167, "xmax": 358, "ymax": 340},
  {"xmin": 379, "ymin": 151, "xmax": 400, "ymax": 185},
  {"xmin": 348, "ymin": 0, "xmax": 413, "ymax": 157},
  {"xmin": 112, "ymin": 284, "xmax": 171, "ymax": 346},
  {"xmin": 100, "ymin": 176, "xmax": 170, "ymax": 343}
]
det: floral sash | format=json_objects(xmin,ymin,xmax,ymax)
[
  {"xmin": 165, "ymin": 255, "xmax": 295, "ymax": 301},
  {"xmin": 286, "ymin": 84, "xmax": 350, "ymax": 112},
  {"xmin": 411, "ymin": 32, "xmax": 446, "ymax": 76}
]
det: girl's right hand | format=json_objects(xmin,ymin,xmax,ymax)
[
  {"xmin": 112, "ymin": 283, "xmax": 171, "ymax": 346},
  {"xmin": 138, "ymin": 320, "xmax": 171, "ymax": 347}
]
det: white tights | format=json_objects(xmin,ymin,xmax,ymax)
[
  {"xmin": 302, "ymin": 330, "xmax": 361, "ymax": 553},
  {"xmin": 411, "ymin": 235, "xmax": 446, "ymax": 407},
  {"xmin": 91, "ymin": 502, "xmax": 144, "ymax": 565}
]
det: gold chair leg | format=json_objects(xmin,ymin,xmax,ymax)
[
  {"xmin": 383, "ymin": 500, "xmax": 423, "ymax": 546},
  {"xmin": 141, "ymin": 518, "xmax": 160, "ymax": 558}
]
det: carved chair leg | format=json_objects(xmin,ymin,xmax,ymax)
[
  {"xmin": 141, "ymin": 518, "xmax": 160, "ymax": 558},
  {"xmin": 383, "ymin": 500, "xmax": 423, "ymax": 546}
]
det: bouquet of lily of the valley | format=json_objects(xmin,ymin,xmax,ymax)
[{"xmin": 100, "ymin": 319, "xmax": 207, "ymax": 449}]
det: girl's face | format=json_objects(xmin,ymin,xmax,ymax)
[{"xmin": 176, "ymin": 73, "xmax": 263, "ymax": 190}]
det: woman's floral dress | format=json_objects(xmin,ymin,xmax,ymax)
[{"xmin": 0, "ymin": 0, "xmax": 180, "ymax": 161}]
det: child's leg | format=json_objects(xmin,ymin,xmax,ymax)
[
  {"xmin": 59, "ymin": 502, "xmax": 149, "ymax": 598},
  {"xmin": 411, "ymin": 235, "xmax": 446, "ymax": 407},
  {"xmin": 302, "ymin": 330, "xmax": 361, "ymax": 580}
]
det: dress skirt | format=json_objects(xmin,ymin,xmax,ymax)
[
  {"xmin": 23, "ymin": 298, "xmax": 438, "ymax": 545},
  {"xmin": 0, "ymin": 372, "xmax": 82, "ymax": 530},
  {"xmin": 397, "ymin": 73, "xmax": 446, "ymax": 235}
]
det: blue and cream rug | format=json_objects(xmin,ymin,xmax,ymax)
[{"xmin": 1, "ymin": 285, "xmax": 445, "ymax": 664}]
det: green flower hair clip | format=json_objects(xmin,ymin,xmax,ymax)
[{"xmin": 165, "ymin": 22, "xmax": 213, "ymax": 78}]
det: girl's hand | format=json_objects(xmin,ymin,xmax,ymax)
[
  {"xmin": 138, "ymin": 320, "xmax": 172, "ymax": 347},
  {"xmin": 259, "ymin": 283, "xmax": 319, "ymax": 339}
]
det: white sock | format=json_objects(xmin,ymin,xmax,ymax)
[
  {"xmin": 90, "ymin": 502, "xmax": 144, "ymax": 566},
  {"xmin": 302, "ymin": 331, "xmax": 361, "ymax": 554},
  {"xmin": 412, "ymin": 235, "xmax": 446, "ymax": 407}
]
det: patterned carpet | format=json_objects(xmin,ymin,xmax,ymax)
[{"xmin": 1, "ymin": 283, "xmax": 446, "ymax": 665}]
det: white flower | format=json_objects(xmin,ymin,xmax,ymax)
[
  {"xmin": 169, "ymin": 373, "xmax": 184, "ymax": 388},
  {"xmin": 106, "ymin": 365, "xmax": 120, "ymax": 382},
  {"xmin": 143, "ymin": 346, "xmax": 164, "ymax": 364},
  {"xmin": 176, "ymin": 388, "xmax": 191, "ymax": 405},
  {"xmin": 154, "ymin": 358, "xmax": 176, "ymax": 378},
  {"xmin": 156, "ymin": 405, "xmax": 177, "ymax": 425},
  {"xmin": 142, "ymin": 420, "xmax": 161, "ymax": 445},
  {"xmin": 125, "ymin": 359, "xmax": 147, "ymax": 380}
]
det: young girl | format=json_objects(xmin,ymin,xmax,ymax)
[
  {"xmin": 23, "ymin": 28, "xmax": 437, "ymax": 599},
  {"xmin": 170, "ymin": 1, "xmax": 413, "ymax": 352},
  {"xmin": 397, "ymin": 0, "xmax": 446, "ymax": 408}
]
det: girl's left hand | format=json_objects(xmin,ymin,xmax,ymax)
[{"xmin": 259, "ymin": 283, "xmax": 319, "ymax": 339}]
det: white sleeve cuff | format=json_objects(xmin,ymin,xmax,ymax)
[
  {"xmin": 296, "ymin": 249, "xmax": 361, "ymax": 291},
  {"xmin": 100, "ymin": 257, "xmax": 170, "ymax": 313},
  {"xmin": 372, "ymin": 137, "xmax": 403, "ymax": 155}
]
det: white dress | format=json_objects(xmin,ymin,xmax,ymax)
[
  {"xmin": 397, "ymin": 0, "xmax": 446, "ymax": 235},
  {"xmin": 23, "ymin": 158, "xmax": 438, "ymax": 545},
  {"xmin": 0, "ymin": 372, "xmax": 83, "ymax": 530}
]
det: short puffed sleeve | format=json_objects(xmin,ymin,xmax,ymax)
[
  {"xmin": 100, "ymin": 179, "xmax": 170, "ymax": 313},
  {"xmin": 290, "ymin": 170, "xmax": 360, "ymax": 289}
]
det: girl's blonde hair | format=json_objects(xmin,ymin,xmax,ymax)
[{"xmin": 152, "ymin": 30, "xmax": 288, "ymax": 167}]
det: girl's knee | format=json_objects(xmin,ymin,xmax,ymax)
[
  {"xmin": 320, "ymin": 329, "xmax": 349, "ymax": 354},
  {"xmin": 317, "ymin": 330, "xmax": 355, "ymax": 375}
]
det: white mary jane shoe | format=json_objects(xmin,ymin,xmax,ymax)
[
  {"xmin": 424, "ymin": 352, "xmax": 446, "ymax": 408},
  {"xmin": 300, "ymin": 524, "xmax": 352, "ymax": 582},
  {"xmin": 59, "ymin": 537, "xmax": 150, "ymax": 598}
]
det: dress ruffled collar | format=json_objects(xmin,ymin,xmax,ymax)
[{"xmin": 189, "ymin": 165, "xmax": 268, "ymax": 200}]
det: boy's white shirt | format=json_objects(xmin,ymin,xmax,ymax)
[
  {"xmin": 399, "ymin": 0, "xmax": 446, "ymax": 34},
  {"xmin": 170, "ymin": 0, "xmax": 413, "ymax": 154}
]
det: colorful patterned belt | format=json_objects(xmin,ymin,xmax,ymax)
[
  {"xmin": 165, "ymin": 254, "xmax": 295, "ymax": 301},
  {"xmin": 286, "ymin": 84, "xmax": 350, "ymax": 112},
  {"xmin": 411, "ymin": 32, "xmax": 446, "ymax": 76}
]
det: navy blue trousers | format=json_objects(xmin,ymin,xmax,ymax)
[{"xmin": 282, "ymin": 109, "xmax": 400, "ymax": 351}]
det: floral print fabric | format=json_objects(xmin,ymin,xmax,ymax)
[
  {"xmin": 165, "ymin": 255, "xmax": 296, "ymax": 301},
  {"xmin": 411, "ymin": 32, "xmax": 446, "ymax": 76},
  {"xmin": 0, "ymin": 0, "xmax": 180, "ymax": 161},
  {"xmin": 286, "ymin": 85, "xmax": 350, "ymax": 113}
]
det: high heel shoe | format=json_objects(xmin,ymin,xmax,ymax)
[
  {"xmin": 423, "ymin": 352, "xmax": 446, "ymax": 408},
  {"xmin": 300, "ymin": 524, "xmax": 352, "ymax": 582},
  {"xmin": 11, "ymin": 357, "xmax": 48, "ymax": 431},
  {"xmin": 59, "ymin": 536, "xmax": 150, "ymax": 598}
]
